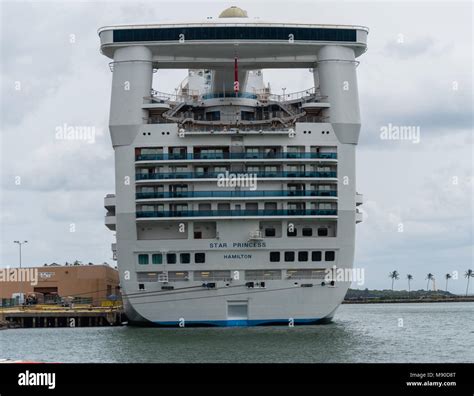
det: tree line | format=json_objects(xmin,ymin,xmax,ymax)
[{"xmin": 388, "ymin": 269, "xmax": 473, "ymax": 296}]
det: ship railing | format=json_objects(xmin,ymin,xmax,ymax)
[
  {"xmin": 297, "ymin": 115, "xmax": 330, "ymax": 123},
  {"xmin": 201, "ymin": 92, "xmax": 258, "ymax": 100},
  {"xmin": 146, "ymin": 87, "xmax": 323, "ymax": 105},
  {"xmin": 135, "ymin": 190, "xmax": 337, "ymax": 200},
  {"xmin": 176, "ymin": 124, "xmax": 294, "ymax": 133},
  {"xmin": 142, "ymin": 117, "xmax": 177, "ymax": 125},
  {"xmin": 149, "ymin": 89, "xmax": 199, "ymax": 103},
  {"xmin": 135, "ymin": 152, "xmax": 337, "ymax": 161},
  {"xmin": 136, "ymin": 209, "xmax": 338, "ymax": 218},
  {"xmin": 286, "ymin": 274, "xmax": 327, "ymax": 280},
  {"xmin": 136, "ymin": 190, "xmax": 337, "ymax": 200},
  {"xmin": 135, "ymin": 171, "xmax": 337, "ymax": 180},
  {"xmin": 256, "ymin": 87, "xmax": 325, "ymax": 103},
  {"xmin": 173, "ymin": 110, "xmax": 304, "ymax": 124},
  {"xmin": 143, "ymin": 116, "xmax": 327, "ymax": 127}
]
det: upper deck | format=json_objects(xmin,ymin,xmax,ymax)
[{"xmin": 98, "ymin": 20, "xmax": 368, "ymax": 68}]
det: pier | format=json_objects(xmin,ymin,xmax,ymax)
[{"xmin": 0, "ymin": 305, "xmax": 125, "ymax": 329}]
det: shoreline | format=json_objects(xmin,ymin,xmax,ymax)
[{"xmin": 343, "ymin": 297, "xmax": 474, "ymax": 304}]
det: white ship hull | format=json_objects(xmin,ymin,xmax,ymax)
[
  {"xmin": 123, "ymin": 279, "xmax": 350, "ymax": 327},
  {"xmin": 99, "ymin": 8, "xmax": 367, "ymax": 328}
]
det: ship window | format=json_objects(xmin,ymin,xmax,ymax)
[
  {"xmin": 247, "ymin": 166, "xmax": 260, "ymax": 173},
  {"xmin": 138, "ymin": 283, "xmax": 145, "ymax": 290},
  {"xmin": 173, "ymin": 185, "xmax": 188, "ymax": 194},
  {"xmin": 319, "ymin": 203, "xmax": 332, "ymax": 210},
  {"xmin": 269, "ymin": 252, "xmax": 280, "ymax": 262},
  {"xmin": 152, "ymin": 254, "xmax": 162, "ymax": 264},
  {"xmin": 180, "ymin": 253, "xmax": 191, "ymax": 264},
  {"xmin": 245, "ymin": 147, "xmax": 259, "ymax": 156},
  {"xmin": 312, "ymin": 251, "xmax": 322, "ymax": 262},
  {"xmin": 138, "ymin": 254, "xmax": 149, "ymax": 265},
  {"xmin": 217, "ymin": 203, "xmax": 231, "ymax": 211},
  {"xmin": 246, "ymin": 202, "xmax": 258, "ymax": 211},
  {"xmin": 173, "ymin": 204, "xmax": 188, "ymax": 212},
  {"xmin": 287, "ymin": 269, "xmax": 326, "ymax": 280},
  {"xmin": 302, "ymin": 227, "xmax": 313, "ymax": 236},
  {"xmin": 325, "ymin": 251, "xmax": 335, "ymax": 261},
  {"xmin": 166, "ymin": 253, "xmax": 177, "ymax": 264},
  {"xmin": 137, "ymin": 272, "xmax": 158, "ymax": 282},
  {"xmin": 113, "ymin": 27, "xmax": 357, "ymax": 44},
  {"xmin": 298, "ymin": 251, "xmax": 308, "ymax": 262},
  {"xmin": 194, "ymin": 270, "xmax": 230, "ymax": 281},
  {"xmin": 287, "ymin": 228, "xmax": 297, "ymax": 237},
  {"xmin": 245, "ymin": 270, "xmax": 281, "ymax": 281},
  {"xmin": 194, "ymin": 231, "xmax": 202, "ymax": 239},
  {"xmin": 318, "ymin": 228, "xmax": 328, "ymax": 237},
  {"xmin": 284, "ymin": 251, "xmax": 295, "ymax": 262},
  {"xmin": 168, "ymin": 271, "xmax": 189, "ymax": 281},
  {"xmin": 195, "ymin": 253, "xmax": 206, "ymax": 263},
  {"xmin": 199, "ymin": 203, "xmax": 211, "ymax": 211},
  {"xmin": 265, "ymin": 228, "xmax": 276, "ymax": 237},
  {"xmin": 140, "ymin": 147, "xmax": 163, "ymax": 155},
  {"xmin": 264, "ymin": 166, "xmax": 278, "ymax": 172}
]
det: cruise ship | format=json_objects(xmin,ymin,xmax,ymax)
[{"xmin": 99, "ymin": 6, "xmax": 367, "ymax": 326}]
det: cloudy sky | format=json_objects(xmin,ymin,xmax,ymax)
[{"xmin": 1, "ymin": 0, "xmax": 472, "ymax": 294}]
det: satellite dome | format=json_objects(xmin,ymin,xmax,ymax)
[{"xmin": 218, "ymin": 6, "xmax": 248, "ymax": 18}]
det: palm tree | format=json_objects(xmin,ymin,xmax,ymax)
[
  {"xmin": 426, "ymin": 273, "xmax": 434, "ymax": 291},
  {"xmin": 465, "ymin": 269, "xmax": 473, "ymax": 296},
  {"xmin": 389, "ymin": 270, "xmax": 399, "ymax": 291},
  {"xmin": 445, "ymin": 273, "xmax": 452, "ymax": 292},
  {"xmin": 407, "ymin": 274, "xmax": 413, "ymax": 294}
]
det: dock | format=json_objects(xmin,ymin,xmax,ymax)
[{"xmin": 0, "ymin": 305, "xmax": 125, "ymax": 329}]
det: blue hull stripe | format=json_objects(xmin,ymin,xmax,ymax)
[{"xmin": 152, "ymin": 318, "xmax": 324, "ymax": 327}]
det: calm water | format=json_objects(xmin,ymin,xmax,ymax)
[{"xmin": 1, "ymin": 303, "xmax": 473, "ymax": 363}]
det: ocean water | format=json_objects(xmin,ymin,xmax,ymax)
[{"xmin": 1, "ymin": 302, "xmax": 473, "ymax": 363}]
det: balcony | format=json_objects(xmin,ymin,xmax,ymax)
[
  {"xmin": 202, "ymin": 92, "xmax": 258, "ymax": 100},
  {"xmin": 104, "ymin": 194, "xmax": 116, "ymax": 210},
  {"xmin": 135, "ymin": 152, "xmax": 337, "ymax": 161},
  {"xmin": 356, "ymin": 210, "xmax": 363, "ymax": 223},
  {"xmin": 136, "ymin": 190, "xmax": 337, "ymax": 200},
  {"xmin": 136, "ymin": 209, "xmax": 337, "ymax": 219},
  {"xmin": 105, "ymin": 214, "xmax": 116, "ymax": 231},
  {"xmin": 356, "ymin": 192, "xmax": 363, "ymax": 206},
  {"xmin": 135, "ymin": 171, "xmax": 337, "ymax": 181}
]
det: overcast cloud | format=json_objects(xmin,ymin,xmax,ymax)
[{"xmin": 1, "ymin": 0, "xmax": 472, "ymax": 293}]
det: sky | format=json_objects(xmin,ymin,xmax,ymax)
[{"xmin": 1, "ymin": 0, "xmax": 472, "ymax": 294}]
